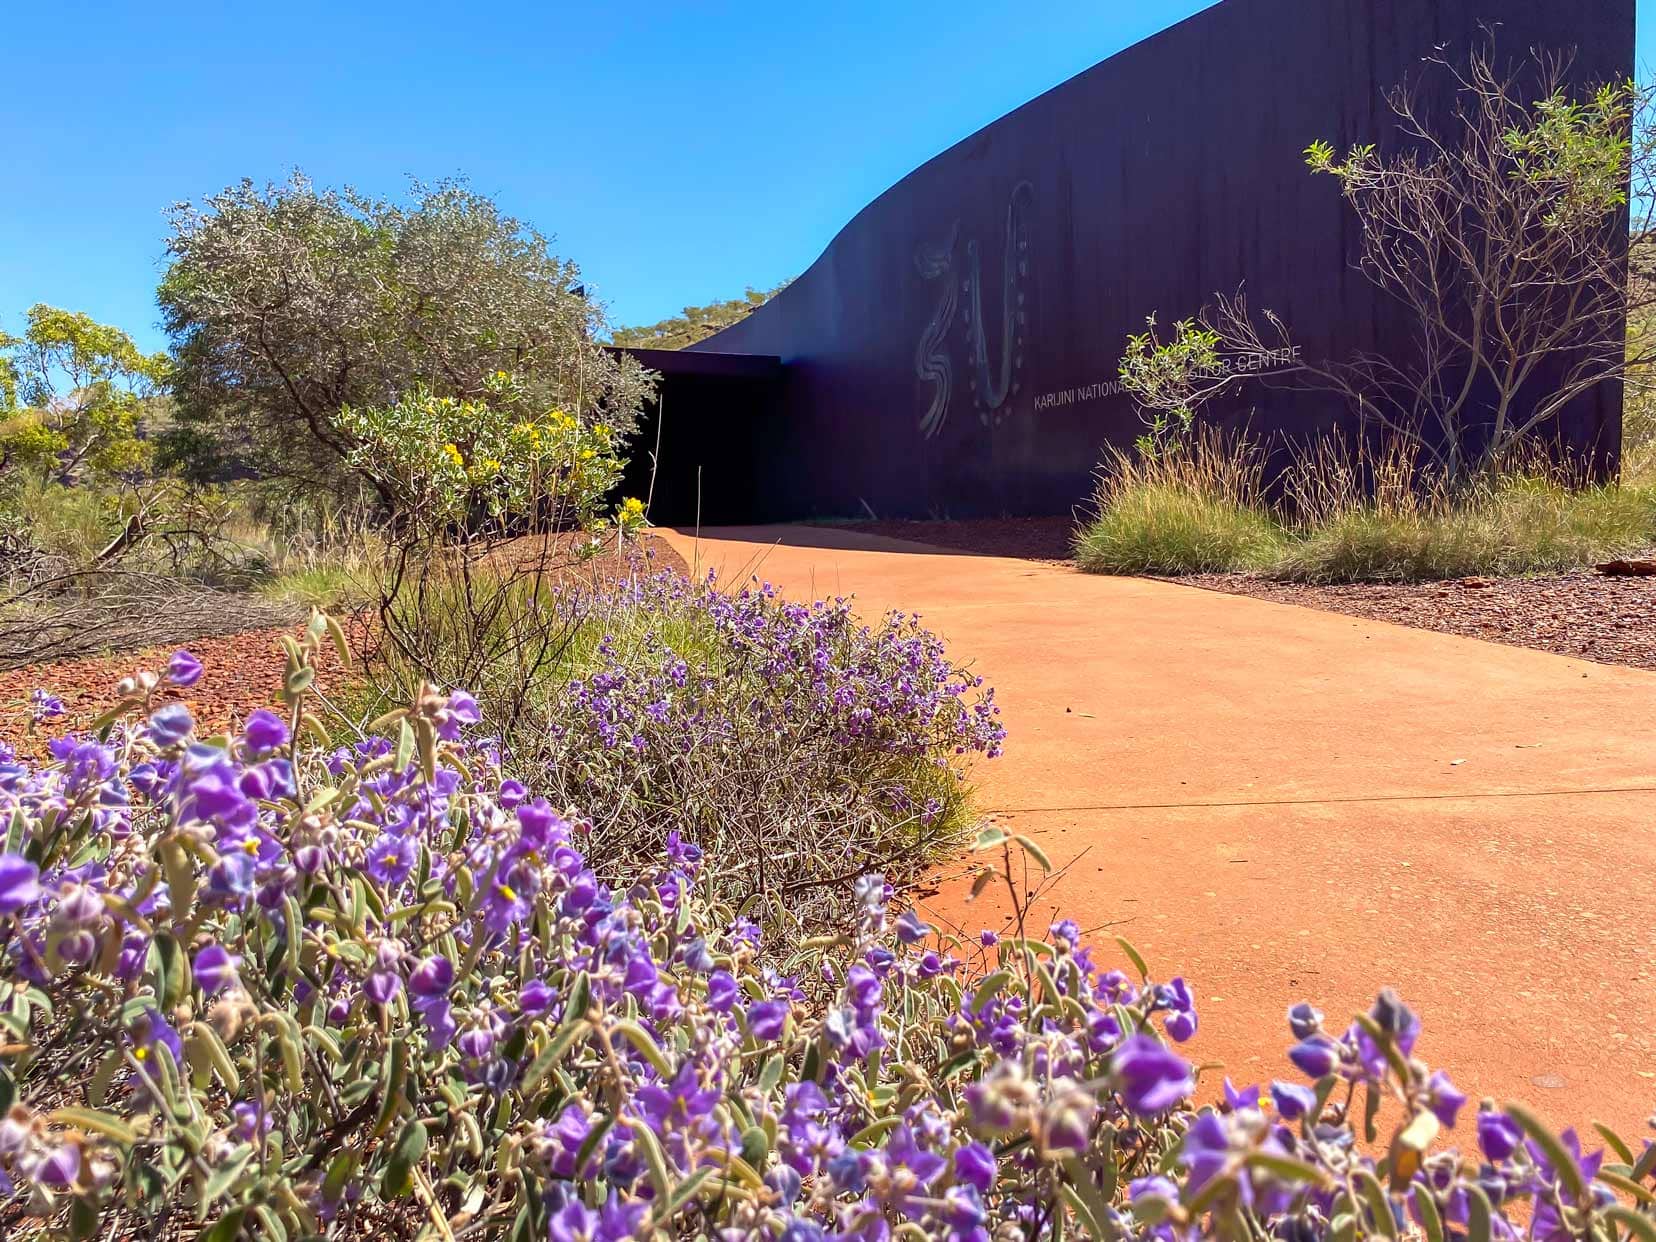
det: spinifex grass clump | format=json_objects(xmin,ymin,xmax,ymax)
[
  {"xmin": 1078, "ymin": 428, "xmax": 1656, "ymax": 583},
  {"xmin": 527, "ymin": 571, "xmax": 1005, "ymax": 928},
  {"xmin": 1, "ymin": 636, "xmax": 1654, "ymax": 1240},
  {"xmin": 1273, "ymin": 472, "xmax": 1656, "ymax": 583},
  {"xmin": 1076, "ymin": 432, "xmax": 1287, "ymax": 576}
]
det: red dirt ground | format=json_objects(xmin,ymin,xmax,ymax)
[
  {"xmin": 0, "ymin": 534, "xmax": 688, "ymax": 753},
  {"xmin": 0, "ymin": 620, "xmax": 364, "ymax": 756}
]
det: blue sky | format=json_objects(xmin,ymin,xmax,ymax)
[{"xmin": 2, "ymin": 1, "xmax": 1649, "ymax": 354}]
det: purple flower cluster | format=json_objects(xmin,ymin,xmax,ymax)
[
  {"xmin": 0, "ymin": 641, "xmax": 1648, "ymax": 1241},
  {"xmin": 551, "ymin": 573, "xmax": 1002, "ymax": 758},
  {"xmin": 537, "ymin": 572, "xmax": 1005, "ymax": 913}
]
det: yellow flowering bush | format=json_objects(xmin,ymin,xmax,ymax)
[{"xmin": 334, "ymin": 372, "xmax": 626, "ymax": 535}]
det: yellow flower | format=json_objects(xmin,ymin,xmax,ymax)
[
  {"xmin": 620, "ymin": 496, "xmax": 645, "ymax": 519},
  {"xmin": 442, "ymin": 443, "xmax": 464, "ymax": 467}
]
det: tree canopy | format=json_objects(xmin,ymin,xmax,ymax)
[
  {"xmin": 157, "ymin": 174, "xmax": 653, "ymax": 494},
  {"xmin": 0, "ymin": 305, "xmax": 171, "ymax": 484}
]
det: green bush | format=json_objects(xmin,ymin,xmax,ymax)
[
  {"xmin": 1274, "ymin": 475, "xmax": 1656, "ymax": 582},
  {"xmin": 343, "ymin": 568, "xmax": 1006, "ymax": 932},
  {"xmin": 1076, "ymin": 431, "xmax": 1287, "ymax": 575},
  {"xmin": 1078, "ymin": 431, "xmax": 1656, "ymax": 583},
  {"xmin": 1075, "ymin": 482, "xmax": 1286, "ymax": 574}
]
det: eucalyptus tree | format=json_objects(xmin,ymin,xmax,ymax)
[{"xmin": 158, "ymin": 174, "xmax": 653, "ymax": 501}]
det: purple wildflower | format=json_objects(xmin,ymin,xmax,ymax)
[
  {"xmin": 0, "ymin": 854, "xmax": 41, "ymax": 915},
  {"xmin": 242, "ymin": 710, "xmax": 290, "ymax": 755},
  {"xmin": 166, "ymin": 650, "xmax": 204, "ymax": 687},
  {"xmin": 147, "ymin": 703, "xmax": 194, "ymax": 748},
  {"xmin": 1112, "ymin": 1034, "xmax": 1195, "ymax": 1116},
  {"xmin": 192, "ymin": 944, "xmax": 240, "ymax": 995}
]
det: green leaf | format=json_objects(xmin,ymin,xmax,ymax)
[
  {"xmin": 740, "ymin": 1125, "xmax": 769, "ymax": 1169},
  {"xmin": 281, "ymin": 893, "xmax": 303, "ymax": 979},
  {"xmin": 86, "ymin": 1046, "xmax": 125, "ymax": 1108},
  {"xmin": 368, "ymin": 708, "xmax": 406, "ymax": 735},
  {"xmin": 375, "ymin": 1038, "xmax": 408, "ymax": 1135},
  {"xmin": 1606, "ymin": 1205, "xmax": 1656, "ymax": 1242},
  {"xmin": 1596, "ymin": 1168, "xmax": 1655, "ymax": 1204},
  {"xmin": 1412, "ymin": 1186, "xmax": 1446, "ymax": 1242},
  {"xmin": 159, "ymin": 840, "xmax": 196, "ymax": 924},
  {"xmin": 382, "ymin": 1119, "xmax": 428, "ymax": 1198},
  {"xmin": 971, "ymin": 825, "xmax": 1007, "ymax": 851},
  {"xmin": 325, "ymin": 613, "xmax": 352, "ymax": 670},
  {"xmin": 201, "ymin": 1144, "xmax": 256, "ymax": 1209},
  {"xmin": 273, "ymin": 1015, "xmax": 304, "ymax": 1093},
  {"xmin": 1244, "ymin": 1150, "xmax": 1328, "ymax": 1186},
  {"xmin": 1636, "ymin": 1139, "xmax": 1656, "ymax": 1183},
  {"xmin": 971, "ymin": 969, "xmax": 1014, "ymax": 1011},
  {"xmin": 68, "ymin": 1195, "xmax": 101, "ymax": 1241},
  {"xmin": 1183, "ymin": 1167, "xmax": 1239, "ymax": 1217},
  {"xmin": 323, "ymin": 1152, "xmax": 358, "ymax": 1202},
  {"xmin": 1463, "ymin": 1182, "xmax": 1494, "ymax": 1242},
  {"xmin": 612, "ymin": 1019, "xmax": 673, "ymax": 1077},
  {"xmin": 1115, "ymin": 936, "xmax": 1149, "ymax": 980},
  {"xmin": 1012, "ymin": 834, "xmax": 1052, "ymax": 872},
  {"xmin": 1595, "ymin": 1121, "xmax": 1637, "ymax": 1166},
  {"xmin": 51, "ymin": 1106, "xmax": 137, "ymax": 1146},
  {"xmin": 1354, "ymin": 1168, "xmax": 1394, "ymax": 1237},
  {"xmin": 188, "ymin": 1022, "xmax": 241, "ymax": 1094},
  {"xmin": 850, "ymin": 1115, "xmax": 903, "ymax": 1147},
  {"xmin": 1062, "ymin": 1156, "xmax": 1119, "ymax": 1239},
  {"xmin": 1059, "ymin": 1181, "xmax": 1114, "ymax": 1240},
  {"xmin": 573, "ymin": 1112, "xmax": 617, "ymax": 1176},
  {"xmin": 414, "ymin": 716, "xmax": 437, "ymax": 782},
  {"xmin": 632, "ymin": 1122, "xmax": 672, "ymax": 1198},
  {"xmin": 158, "ymin": 933, "xmax": 190, "ymax": 1008},
  {"xmin": 251, "ymin": 1204, "xmax": 287, "ymax": 1242},
  {"xmin": 521, "ymin": 1019, "xmax": 589, "ymax": 1094},
  {"xmin": 395, "ymin": 719, "xmax": 415, "ymax": 773},
  {"xmin": 200, "ymin": 1208, "xmax": 248, "ymax": 1242},
  {"xmin": 653, "ymin": 1166, "xmax": 714, "ymax": 1225}
]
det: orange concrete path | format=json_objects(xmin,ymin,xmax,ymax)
[{"xmin": 659, "ymin": 525, "xmax": 1656, "ymax": 1139}]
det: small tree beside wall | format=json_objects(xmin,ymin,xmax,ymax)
[{"xmin": 1123, "ymin": 47, "xmax": 1651, "ymax": 487}]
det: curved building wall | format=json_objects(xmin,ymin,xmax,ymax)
[{"xmin": 686, "ymin": 0, "xmax": 1634, "ymax": 521}]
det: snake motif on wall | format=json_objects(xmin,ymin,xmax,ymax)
[{"xmin": 914, "ymin": 180, "xmax": 1034, "ymax": 440}]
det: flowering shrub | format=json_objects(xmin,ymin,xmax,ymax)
[
  {"xmin": 0, "ymin": 638, "xmax": 1653, "ymax": 1240},
  {"xmin": 528, "ymin": 571, "xmax": 1005, "ymax": 926},
  {"xmin": 334, "ymin": 371, "xmax": 628, "ymax": 535}
]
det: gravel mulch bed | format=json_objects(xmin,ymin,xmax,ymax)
[
  {"xmin": 0, "ymin": 618, "xmax": 368, "ymax": 757},
  {"xmin": 844, "ymin": 518, "xmax": 1656, "ymax": 673},
  {"xmin": 1166, "ymin": 567, "xmax": 1656, "ymax": 671}
]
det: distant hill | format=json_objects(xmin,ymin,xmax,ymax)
[{"xmin": 611, "ymin": 281, "xmax": 791, "ymax": 351}]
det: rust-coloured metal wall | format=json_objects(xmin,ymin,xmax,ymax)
[{"xmin": 667, "ymin": 0, "xmax": 1634, "ymax": 522}]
